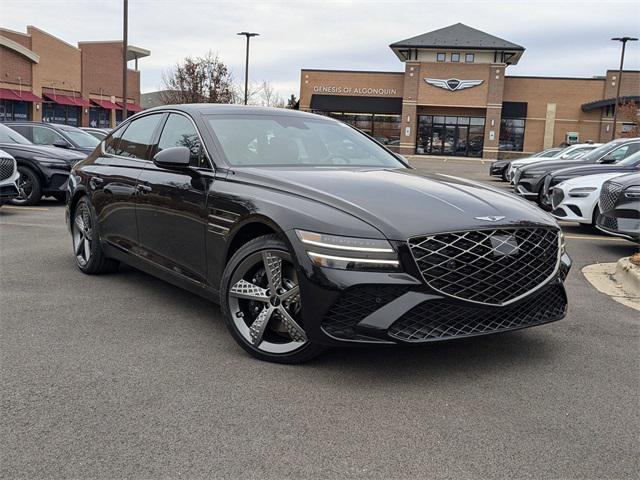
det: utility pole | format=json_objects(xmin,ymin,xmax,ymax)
[
  {"xmin": 610, "ymin": 36, "xmax": 638, "ymax": 140},
  {"xmin": 122, "ymin": 0, "xmax": 129, "ymax": 121},
  {"xmin": 237, "ymin": 32, "xmax": 259, "ymax": 105}
]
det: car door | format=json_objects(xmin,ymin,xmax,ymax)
[
  {"xmin": 136, "ymin": 112, "xmax": 211, "ymax": 284},
  {"xmin": 90, "ymin": 113, "xmax": 164, "ymax": 252}
]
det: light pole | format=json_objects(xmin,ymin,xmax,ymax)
[
  {"xmin": 237, "ymin": 32, "xmax": 259, "ymax": 105},
  {"xmin": 610, "ymin": 36, "xmax": 638, "ymax": 140},
  {"xmin": 122, "ymin": 0, "xmax": 129, "ymax": 121}
]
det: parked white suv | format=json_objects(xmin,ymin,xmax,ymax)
[
  {"xmin": 0, "ymin": 149, "xmax": 20, "ymax": 205},
  {"xmin": 550, "ymin": 171, "xmax": 627, "ymax": 226}
]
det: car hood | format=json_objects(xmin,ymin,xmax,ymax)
[
  {"xmin": 558, "ymin": 171, "xmax": 628, "ymax": 190},
  {"xmin": 234, "ymin": 167, "xmax": 557, "ymax": 239},
  {"xmin": 0, "ymin": 142, "xmax": 86, "ymax": 162},
  {"xmin": 551, "ymin": 164, "xmax": 638, "ymax": 180}
]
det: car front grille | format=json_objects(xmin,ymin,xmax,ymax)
[
  {"xmin": 599, "ymin": 181, "xmax": 623, "ymax": 212},
  {"xmin": 408, "ymin": 227, "xmax": 560, "ymax": 305},
  {"xmin": 321, "ymin": 285, "xmax": 409, "ymax": 339},
  {"xmin": 388, "ymin": 284, "xmax": 567, "ymax": 342},
  {"xmin": 551, "ymin": 188, "xmax": 565, "ymax": 209},
  {"xmin": 0, "ymin": 157, "xmax": 14, "ymax": 181},
  {"xmin": 599, "ymin": 214, "xmax": 618, "ymax": 231}
]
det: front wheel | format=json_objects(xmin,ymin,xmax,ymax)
[
  {"xmin": 10, "ymin": 166, "xmax": 42, "ymax": 206},
  {"xmin": 220, "ymin": 234, "xmax": 325, "ymax": 363}
]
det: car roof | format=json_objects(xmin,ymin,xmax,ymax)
[{"xmin": 142, "ymin": 103, "xmax": 322, "ymax": 119}]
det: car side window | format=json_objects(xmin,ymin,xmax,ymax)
[
  {"xmin": 115, "ymin": 114, "xmax": 163, "ymax": 160},
  {"xmin": 157, "ymin": 114, "xmax": 207, "ymax": 168},
  {"xmin": 104, "ymin": 126, "xmax": 127, "ymax": 156},
  {"xmin": 607, "ymin": 144, "xmax": 640, "ymax": 162},
  {"xmin": 32, "ymin": 126, "xmax": 67, "ymax": 146},
  {"xmin": 9, "ymin": 125, "xmax": 33, "ymax": 141}
]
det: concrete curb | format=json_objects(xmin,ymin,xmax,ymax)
[
  {"xmin": 582, "ymin": 258, "xmax": 640, "ymax": 312},
  {"xmin": 615, "ymin": 257, "xmax": 640, "ymax": 296}
]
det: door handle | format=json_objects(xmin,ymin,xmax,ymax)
[{"xmin": 136, "ymin": 184, "xmax": 152, "ymax": 194}]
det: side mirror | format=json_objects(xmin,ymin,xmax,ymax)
[
  {"xmin": 599, "ymin": 155, "xmax": 617, "ymax": 164},
  {"xmin": 53, "ymin": 138, "xmax": 70, "ymax": 149},
  {"xmin": 153, "ymin": 146, "xmax": 191, "ymax": 169}
]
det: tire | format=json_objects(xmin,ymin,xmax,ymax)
[
  {"xmin": 71, "ymin": 196, "xmax": 119, "ymax": 274},
  {"xmin": 501, "ymin": 168, "xmax": 509, "ymax": 182},
  {"xmin": 220, "ymin": 234, "xmax": 325, "ymax": 364},
  {"xmin": 10, "ymin": 166, "xmax": 42, "ymax": 206}
]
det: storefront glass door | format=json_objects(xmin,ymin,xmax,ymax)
[{"xmin": 417, "ymin": 115, "xmax": 485, "ymax": 157}]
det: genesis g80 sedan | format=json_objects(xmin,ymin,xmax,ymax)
[{"xmin": 66, "ymin": 105, "xmax": 571, "ymax": 363}]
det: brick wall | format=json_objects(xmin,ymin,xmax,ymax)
[{"xmin": 0, "ymin": 29, "xmax": 33, "ymax": 86}]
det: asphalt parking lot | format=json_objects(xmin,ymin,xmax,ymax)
[{"xmin": 1, "ymin": 158, "xmax": 638, "ymax": 479}]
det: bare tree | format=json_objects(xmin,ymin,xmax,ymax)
[
  {"xmin": 256, "ymin": 80, "xmax": 285, "ymax": 108},
  {"xmin": 161, "ymin": 51, "xmax": 235, "ymax": 104}
]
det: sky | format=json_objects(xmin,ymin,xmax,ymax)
[{"xmin": 3, "ymin": 0, "xmax": 640, "ymax": 99}]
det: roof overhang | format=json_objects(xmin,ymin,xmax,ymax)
[
  {"xmin": 127, "ymin": 45, "xmax": 150, "ymax": 61},
  {"xmin": 0, "ymin": 35, "xmax": 39, "ymax": 63},
  {"xmin": 582, "ymin": 96, "xmax": 640, "ymax": 112},
  {"xmin": 390, "ymin": 45, "xmax": 524, "ymax": 64}
]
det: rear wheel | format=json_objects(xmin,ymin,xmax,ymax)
[
  {"xmin": 220, "ymin": 234, "xmax": 324, "ymax": 363},
  {"xmin": 10, "ymin": 166, "xmax": 42, "ymax": 206},
  {"xmin": 72, "ymin": 197, "xmax": 119, "ymax": 274}
]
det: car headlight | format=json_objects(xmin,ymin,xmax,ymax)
[
  {"xmin": 33, "ymin": 156, "xmax": 71, "ymax": 170},
  {"xmin": 568, "ymin": 187, "xmax": 597, "ymax": 198},
  {"xmin": 295, "ymin": 229, "xmax": 400, "ymax": 271},
  {"xmin": 624, "ymin": 185, "xmax": 640, "ymax": 199},
  {"xmin": 560, "ymin": 230, "xmax": 566, "ymax": 254}
]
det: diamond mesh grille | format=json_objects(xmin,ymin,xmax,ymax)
[
  {"xmin": 598, "ymin": 181, "xmax": 623, "ymax": 212},
  {"xmin": 0, "ymin": 158, "xmax": 14, "ymax": 181},
  {"xmin": 321, "ymin": 285, "xmax": 409, "ymax": 339},
  {"xmin": 389, "ymin": 284, "xmax": 566, "ymax": 342},
  {"xmin": 408, "ymin": 228, "xmax": 559, "ymax": 305},
  {"xmin": 599, "ymin": 214, "xmax": 618, "ymax": 231}
]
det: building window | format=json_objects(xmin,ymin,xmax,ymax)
[
  {"xmin": 0, "ymin": 100, "xmax": 31, "ymax": 121},
  {"xmin": 451, "ymin": 53, "xmax": 460, "ymax": 62},
  {"xmin": 465, "ymin": 53, "xmax": 475, "ymax": 62},
  {"xmin": 42, "ymin": 102, "xmax": 80, "ymax": 126},
  {"xmin": 89, "ymin": 107, "xmax": 111, "ymax": 128},
  {"xmin": 499, "ymin": 118, "xmax": 526, "ymax": 151},
  {"xmin": 436, "ymin": 53, "xmax": 446, "ymax": 62}
]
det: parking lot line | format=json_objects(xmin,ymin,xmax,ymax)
[
  {"xmin": 564, "ymin": 234, "xmax": 630, "ymax": 242},
  {"xmin": 1, "ymin": 206, "xmax": 50, "ymax": 212}
]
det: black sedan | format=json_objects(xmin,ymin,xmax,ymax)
[
  {"xmin": 0, "ymin": 124, "xmax": 85, "ymax": 205},
  {"xmin": 66, "ymin": 105, "xmax": 571, "ymax": 363},
  {"xmin": 4, "ymin": 121, "xmax": 100, "ymax": 155},
  {"xmin": 540, "ymin": 150, "xmax": 640, "ymax": 209},
  {"xmin": 597, "ymin": 172, "xmax": 640, "ymax": 242},
  {"xmin": 514, "ymin": 137, "xmax": 640, "ymax": 206}
]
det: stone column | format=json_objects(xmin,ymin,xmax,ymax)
[
  {"xmin": 399, "ymin": 62, "xmax": 420, "ymax": 156},
  {"xmin": 482, "ymin": 64, "xmax": 506, "ymax": 159}
]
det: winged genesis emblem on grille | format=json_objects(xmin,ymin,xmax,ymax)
[
  {"xmin": 475, "ymin": 215, "xmax": 506, "ymax": 222},
  {"xmin": 425, "ymin": 78, "xmax": 484, "ymax": 91}
]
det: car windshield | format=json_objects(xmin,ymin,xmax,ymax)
[
  {"xmin": 578, "ymin": 142, "xmax": 624, "ymax": 162},
  {"xmin": 61, "ymin": 127, "xmax": 100, "ymax": 148},
  {"xmin": 617, "ymin": 151, "xmax": 640, "ymax": 166},
  {"xmin": 206, "ymin": 114, "xmax": 405, "ymax": 168},
  {"xmin": 0, "ymin": 124, "xmax": 32, "ymax": 144},
  {"xmin": 564, "ymin": 147, "xmax": 594, "ymax": 159}
]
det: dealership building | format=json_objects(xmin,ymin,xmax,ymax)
[
  {"xmin": 0, "ymin": 25, "xmax": 149, "ymax": 128},
  {"xmin": 300, "ymin": 23, "xmax": 640, "ymax": 158}
]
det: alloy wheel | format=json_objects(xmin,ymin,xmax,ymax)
[
  {"xmin": 227, "ymin": 249, "xmax": 307, "ymax": 354},
  {"xmin": 13, "ymin": 171, "xmax": 33, "ymax": 204},
  {"xmin": 72, "ymin": 203, "xmax": 93, "ymax": 266}
]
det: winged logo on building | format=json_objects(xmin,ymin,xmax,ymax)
[{"xmin": 425, "ymin": 78, "xmax": 484, "ymax": 91}]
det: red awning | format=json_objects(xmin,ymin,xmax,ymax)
[
  {"xmin": 43, "ymin": 92, "xmax": 91, "ymax": 107},
  {"xmin": 118, "ymin": 102, "xmax": 142, "ymax": 113},
  {"xmin": 91, "ymin": 99, "xmax": 120, "ymax": 110},
  {"xmin": 0, "ymin": 88, "xmax": 21, "ymax": 101},
  {"xmin": 14, "ymin": 90, "xmax": 42, "ymax": 102},
  {"xmin": 0, "ymin": 88, "xmax": 42, "ymax": 102}
]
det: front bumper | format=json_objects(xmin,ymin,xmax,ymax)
[
  {"xmin": 596, "ymin": 213, "xmax": 640, "ymax": 243},
  {"xmin": 550, "ymin": 188, "xmax": 597, "ymax": 224},
  {"xmin": 0, "ymin": 170, "xmax": 21, "ymax": 204},
  {"xmin": 290, "ymin": 233, "xmax": 572, "ymax": 347}
]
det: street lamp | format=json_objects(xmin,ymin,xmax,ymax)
[
  {"xmin": 610, "ymin": 36, "xmax": 638, "ymax": 140},
  {"xmin": 122, "ymin": 0, "xmax": 129, "ymax": 121},
  {"xmin": 237, "ymin": 32, "xmax": 259, "ymax": 105}
]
